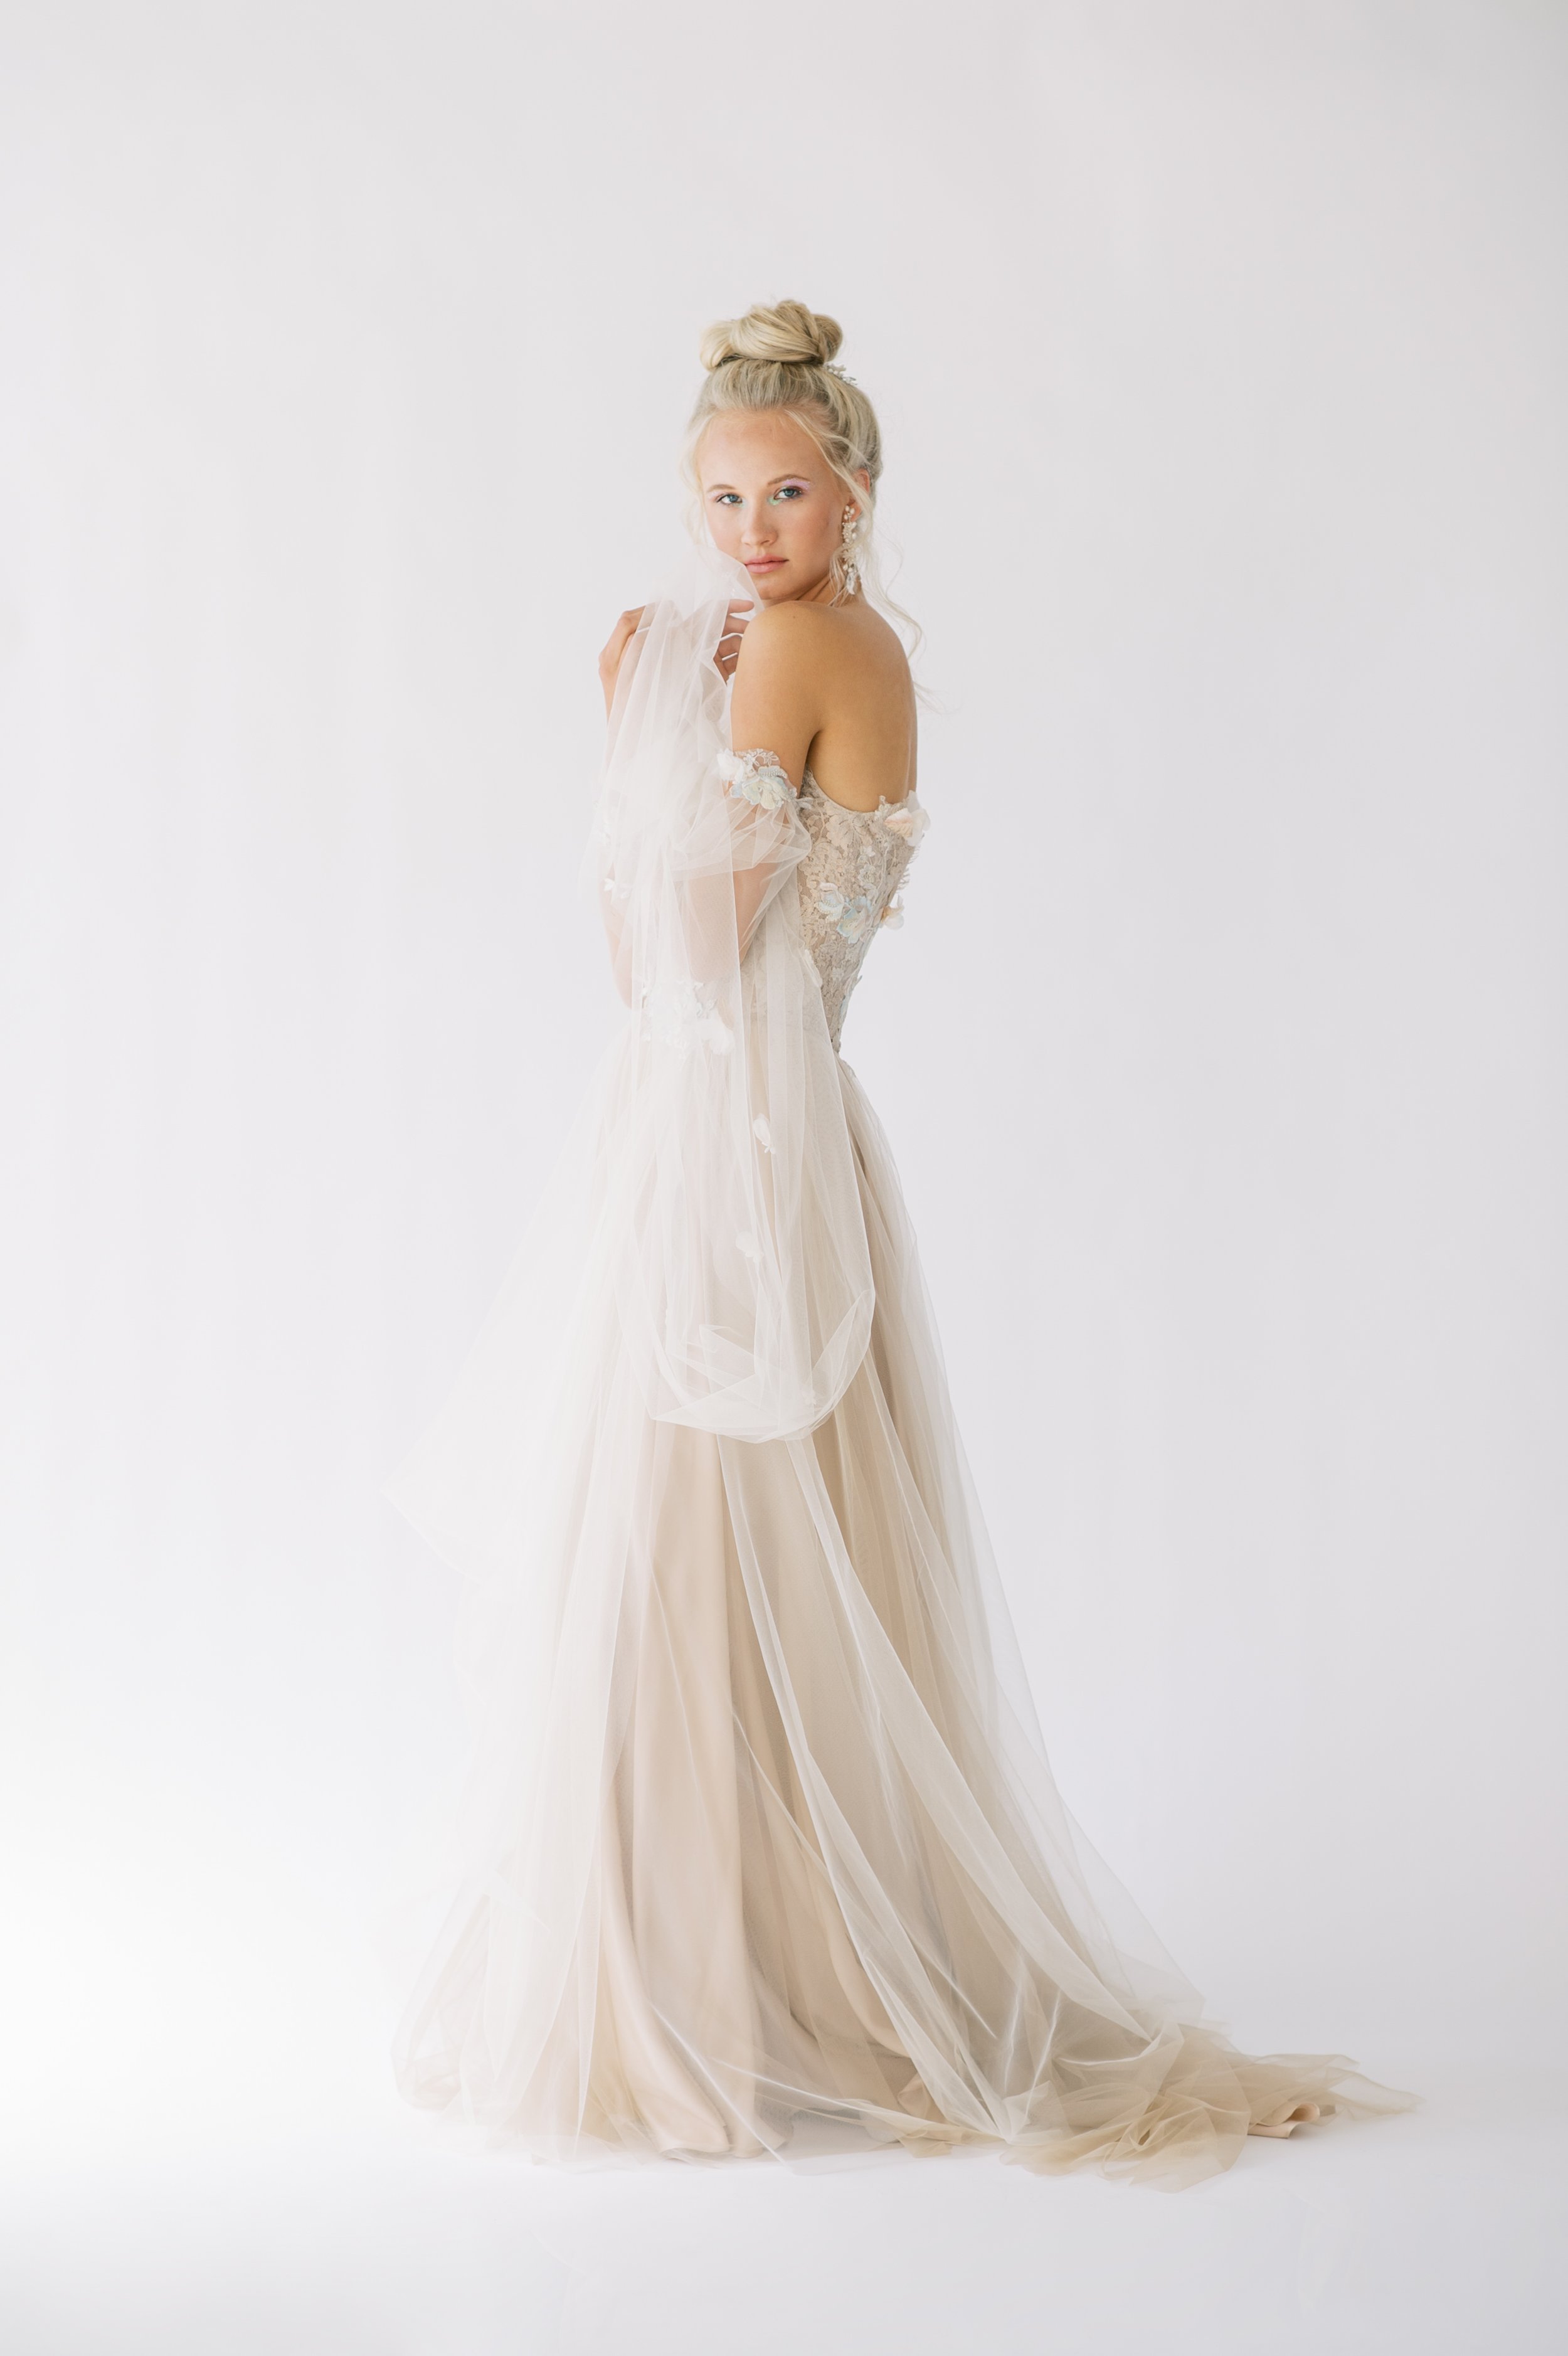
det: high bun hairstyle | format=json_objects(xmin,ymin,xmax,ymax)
[
  {"xmin": 697, "ymin": 298, "xmax": 849, "ymax": 379},
  {"xmin": 686, "ymin": 299, "xmax": 900, "ymax": 619}
]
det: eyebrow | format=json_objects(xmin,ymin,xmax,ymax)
[{"xmin": 704, "ymin": 472, "xmax": 815, "ymax": 491}]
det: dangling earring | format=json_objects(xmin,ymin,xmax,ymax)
[{"xmin": 839, "ymin": 505, "xmax": 862, "ymax": 599}]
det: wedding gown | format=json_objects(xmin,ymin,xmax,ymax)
[{"xmin": 389, "ymin": 550, "xmax": 1408, "ymax": 2189}]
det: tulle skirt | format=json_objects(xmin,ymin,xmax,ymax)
[{"xmin": 391, "ymin": 1054, "xmax": 1409, "ymax": 2189}]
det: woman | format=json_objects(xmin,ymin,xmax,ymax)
[{"xmin": 390, "ymin": 300, "xmax": 1409, "ymax": 2186}]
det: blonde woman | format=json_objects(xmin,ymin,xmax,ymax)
[{"xmin": 391, "ymin": 301, "xmax": 1409, "ymax": 2185}]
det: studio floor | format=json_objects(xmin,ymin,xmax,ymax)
[{"xmin": 5, "ymin": 2054, "xmax": 1561, "ymax": 2354}]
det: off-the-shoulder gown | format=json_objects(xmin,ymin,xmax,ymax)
[{"xmin": 389, "ymin": 559, "xmax": 1408, "ymax": 2189}]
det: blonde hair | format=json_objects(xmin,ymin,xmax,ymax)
[{"xmin": 686, "ymin": 299, "xmax": 914, "ymax": 638}]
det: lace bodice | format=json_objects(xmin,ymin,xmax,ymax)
[
  {"xmin": 722, "ymin": 750, "xmax": 930, "ymax": 1052},
  {"xmin": 797, "ymin": 777, "xmax": 928, "ymax": 1049}
]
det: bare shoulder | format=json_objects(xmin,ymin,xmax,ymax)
[
  {"xmin": 734, "ymin": 597, "xmax": 830, "ymax": 669},
  {"xmin": 733, "ymin": 600, "xmax": 914, "ymax": 802},
  {"xmin": 739, "ymin": 598, "xmax": 908, "ymax": 686}
]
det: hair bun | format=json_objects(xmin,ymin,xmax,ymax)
[{"xmin": 699, "ymin": 299, "xmax": 844, "ymax": 373}]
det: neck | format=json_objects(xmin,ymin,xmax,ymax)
[{"xmin": 792, "ymin": 570, "xmax": 852, "ymax": 608}]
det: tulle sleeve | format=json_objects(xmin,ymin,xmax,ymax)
[{"xmin": 590, "ymin": 549, "xmax": 874, "ymax": 1441}]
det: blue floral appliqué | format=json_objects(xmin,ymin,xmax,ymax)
[
  {"xmin": 718, "ymin": 748, "xmax": 794, "ymax": 811},
  {"xmin": 816, "ymin": 886, "xmax": 877, "ymax": 942}
]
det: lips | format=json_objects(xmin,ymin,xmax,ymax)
[{"xmin": 745, "ymin": 558, "xmax": 786, "ymax": 571}]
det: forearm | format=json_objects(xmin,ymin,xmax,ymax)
[
  {"xmin": 600, "ymin": 898, "xmax": 635, "ymax": 1007},
  {"xmin": 733, "ymin": 862, "xmax": 793, "ymax": 962}
]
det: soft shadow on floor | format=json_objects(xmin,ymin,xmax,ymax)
[{"xmin": 3, "ymin": 2060, "xmax": 1563, "ymax": 2355}]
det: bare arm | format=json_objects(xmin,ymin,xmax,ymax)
[
  {"xmin": 596, "ymin": 598, "xmax": 833, "ymax": 997},
  {"xmin": 729, "ymin": 603, "xmax": 823, "ymax": 785},
  {"xmin": 601, "ymin": 898, "xmax": 635, "ymax": 1006},
  {"xmin": 598, "ymin": 600, "xmax": 760, "ymax": 1000},
  {"xmin": 598, "ymin": 607, "xmax": 644, "ymax": 718},
  {"xmin": 726, "ymin": 607, "xmax": 829, "ymax": 953}
]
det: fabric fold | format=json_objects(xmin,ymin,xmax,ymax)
[{"xmin": 388, "ymin": 563, "xmax": 1412, "ymax": 2187}]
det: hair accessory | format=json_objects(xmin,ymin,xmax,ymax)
[{"xmin": 719, "ymin": 349, "xmax": 844, "ymax": 372}]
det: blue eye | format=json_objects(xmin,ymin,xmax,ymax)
[
  {"xmin": 713, "ymin": 492, "xmax": 742, "ymax": 507},
  {"xmin": 771, "ymin": 484, "xmax": 805, "ymax": 502}
]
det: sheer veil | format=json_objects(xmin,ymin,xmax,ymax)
[
  {"xmin": 387, "ymin": 546, "xmax": 873, "ymax": 1573},
  {"xmin": 384, "ymin": 546, "xmax": 886, "ymax": 2145},
  {"xmin": 593, "ymin": 544, "xmax": 872, "ymax": 1440}
]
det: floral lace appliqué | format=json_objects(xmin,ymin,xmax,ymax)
[
  {"xmin": 642, "ymin": 977, "xmax": 733, "ymax": 1058},
  {"xmin": 816, "ymin": 886, "xmax": 878, "ymax": 942},
  {"xmin": 881, "ymin": 801, "xmax": 930, "ymax": 847},
  {"xmin": 720, "ymin": 750, "xmax": 930, "ymax": 1049},
  {"xmin": 718, "ymin": 747, "xmax": 795, "ymax": 810},
  {"xmin": 794, "ymin": 773, "xmax": 930, "ymax": 1050}
]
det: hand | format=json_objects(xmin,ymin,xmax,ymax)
[
  {"xmin": 598, "ymin": 607, "xmax": 646, "ymax": 715},
  {"xmin": 712, "ymin": 598, "xmax": 754, "ymax": 684}
]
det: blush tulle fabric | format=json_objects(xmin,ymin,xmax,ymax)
[{"xmin": 388, "ymin": 549, "xmax": 1409, "ymax": 2188}]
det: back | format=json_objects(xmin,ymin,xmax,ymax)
[{"xmin": 730, "ymin": 601, "xmax": 916, "ymax": 811}]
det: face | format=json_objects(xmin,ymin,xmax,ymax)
[{"xmin": 698, "ymin": 410, "xmax": 867, "ymax": 605}]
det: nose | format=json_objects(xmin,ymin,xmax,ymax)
[{"xmin": 741, "ymin": 505, "xmax": 776, "ymax": 551}]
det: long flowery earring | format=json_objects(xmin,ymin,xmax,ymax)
[{"xmin": 839, "ymin": 505, "xmax": 862, "ymax": 600}]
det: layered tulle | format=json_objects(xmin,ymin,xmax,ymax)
[
  {"xmin": 391, "ymin": 1059, "xmax": 1407, "ymax": 2187},
  {"xmin": 591, "ymin": 548, "xmax": 873, "ymax": 1442},
  {"xmin": 388, "ymin": 554, "xmax": 1410, "ymax": 2187}
]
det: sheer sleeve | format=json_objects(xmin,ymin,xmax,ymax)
[
  {"xmin": 585, "ymin": 549, "xmax": 872, "ymax": 1441},
  {"xmin": 718, "ymin": 746, "xmax": 803, "ymax": 962}
]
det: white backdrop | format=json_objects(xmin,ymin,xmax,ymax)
[{"xmin": 3, "ymin": 3, "xmax": 1565, "ymax": 2349}]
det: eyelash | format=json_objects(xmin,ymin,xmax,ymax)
[{"xmin": 711, "ymin": 485, "xmax": 808, "ymax": 507}]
